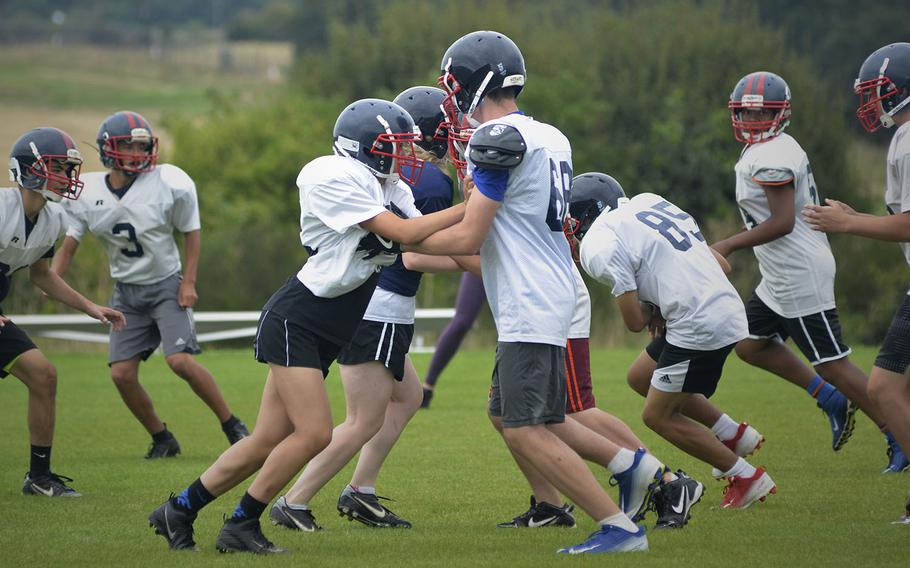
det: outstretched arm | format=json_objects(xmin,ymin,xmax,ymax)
[
  {"xmin": 405, "ymin": 192, "xmax": 500, "ymax": 256},
  {"xmin": 179, "ymin": 230, "xmax": 200, "ymax": 309},
  {"xmin": 29, "ymin": 260, "xmax": 126, "ymax": 330},
  {"xmin": 802, "ymin": 199, "xmax": 910, "ymax": 241},
  {"xmin": 50, "ymin": 236, "xmax": 80, "ymax": 277},
  {"xmin": 360, "ymin": 203, "xmax": 466, "ymax": 246}
]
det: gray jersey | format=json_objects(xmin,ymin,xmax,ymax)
[
  {"xmin": 64, "ymin": 164, "xmax": 201, "ymax": 285},
  {"xmin": 735, "ymin": 134, "xmax": 836, "ymax": 318},
  {"xmin": 580, "ymin": 193, "xmax": 747, "ymax": 351},
  {"xmin": 886, "ymin": 121, "xmax": 910, "ymax": 285},
  {"xmin": 0, "ymin": 187, "xmax": 66, "ymax": 281},
  {"xmin": 467, "ymin": 113, "xmax": 576, "ymax": 347}
]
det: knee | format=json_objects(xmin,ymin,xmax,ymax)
[
  {"xmin": 165, "ymin": 355, "xmax": 192, "ymax": 379},
  {"xmin": 29, "ymin": 363, "xmax": 57, "ymax": 398},
  {"xmin": 867, "ymin": 376, "xmax": 892, "ymax": 405},
  {"xmin": 627, "ymin": 369, "xmax": 649, "ymax": 398},
  {"xmin": 641, "ymin": 405, "xmax": 664, "ymax": 432},
  {"xmin": 310, "ymin": 425, "xmax": 333, "ymax": 454},
  {"xmin": 734, "ymin": 341, "xmax": 758, "ymax": 363},
  {"xmin": 110, "ymin": 367, "xmax": 138, "ymax": 389},
  {"xmin": 488, "ymin": 413, "xmax": 504, "ymax": 434}
]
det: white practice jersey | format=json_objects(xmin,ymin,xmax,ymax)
[
  {"xmin": 568, "ymin": 262, "xmax": 591, "ymax": 339},
  {"xmin": 735, "ymin": 133, "xmax": 836, "ymax": 317},
  {"xmin": 580, "ymin": 193, "xmax": 748, "ymax": 351},
  {"xmin": 886, "ymin": 121, "xmax": 910, "ymax": 287},
  {"xmin": 296, "ymin": 156, "xmax": 412, "ymax": 298},
  {"xmin": 0, "ymin": 188, "xmax": 66, "ymax": 277},
  {"xmin": 64, "ymin": 164, "xmax": 201, "ymax": 285},
  {"xmin": 467, "ymin": 113, "xmax": 576, "ymax": 347}
]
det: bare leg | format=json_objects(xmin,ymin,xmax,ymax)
[
  {"xmin": 11, "ymin": 349, "xmax": 57, "ymax": 446},
  {"xmin": 166, "ymin": 352, "xmax": 232, "ymax": 422},
  {"xmin": 735, "ymin": 338, "xmax": 815, "ymax": 389},
  {"xmin": 868, "ymin": 366, "xmax": 910, "ymax": 457},
  {"xmin": 571, "ymin": 407, "xmax": 645, "ymax": 452},
  {"xmin": 110, "ymin": 357, "xmax": 165, "ymax": 434},
  {"xmin": 489, "ymin": 414, "xmax": 562, "ymax": 505},
  {"xmin": 816, "ymin": 358, "xmax": 886, "ymax": 426},
  {"xmin": 627, "ymin": 349, "xmax": 723, "ymax": 428}
]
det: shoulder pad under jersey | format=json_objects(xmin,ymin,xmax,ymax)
[{"xmin": 468, "ymin": 123, "xmax": 526, "ymax": 170}]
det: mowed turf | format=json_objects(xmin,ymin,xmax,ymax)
[{"xmin": 0, "ymin": 346, "xmax": 905, "ymax": 567}]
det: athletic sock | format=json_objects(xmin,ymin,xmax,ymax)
[
  {"xmin": 231, "ymin": 492, "xmax": 268, "ymax": 521},
  {"xmin": 220, "ymin": 414, "xmax": 241, "ymax": 432},
  {"xmin": 284, "ymin": 498, "xmax": 311, "ymax": 511},
  {"xmin": 599, "ymin": 512, "xmax": 639, "ymax": 533},
  {"xmin": 352, "ymin": 485, "xmax": 376, "ymax": 495},
  {"xmin": 175, "ymin": 478, "xmax": 215, "ymax": 513},
  {"xmin": 607, "ymin": 448, "xmax": 636, "ymax": 475},
  {"xmin": 29, "ymin": 445, "xmax": 52, "ymax": 478},
  {"xmin": 721, "ymin": 457, "xmax": 757, "ymax": 479},
  {"xmin": 807, "ymin": 375, "xmax": 837, "ymax": 406},
  {"xmin": 711, "ymin": 414, "xmax": 740, "ymax": 441},
  {"xmin": 152, "ymin": 425, "xmax": 173, "ymax": 443}
]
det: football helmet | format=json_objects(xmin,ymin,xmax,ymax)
[
  {"xmin": 97, "ymin": 111, "xmax": 159, "ymax": 174},
  {"xmin": 333, "ymin": 98, "xmax": 424, "ymax": 185},
  {"xmin": 439, "ymin": 30, "xmax": 526, "ymax": 127},
  {"xmin": 392, "ymin": 86, "xmax": 449, "ymax": 160},
  {"xmin": 9, "ymin": 127, "xmax": 84, "ymax": 202},
  {"xmin": 728, "ymin": 72, "xmax": 791, "ymax": 144},
  {"xmin": 566, "ymin": 172, "xmax": 627, "ymax": 240},
  {"xmin": 855, "ymin": 42, "xmax": 910, "ymax": 132}
]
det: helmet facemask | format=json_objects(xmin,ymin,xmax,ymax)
[
  {"xmin": 729, "ymin": 97, "xmax": 791, "ymax": 144},
  {"xmin": 368, "ymin": 115, "xmax": 424, "ymax": 186},
  {"xmin": 100, "ymin": 127, "xmax": 159, "ymax": 174},
  {"xmin": 855, "ymin": 57, "xmax": 910, "ymax": 132},
  {"xmin": 9, "ymin": 142, "xmax": 84, "ymax": 202}
]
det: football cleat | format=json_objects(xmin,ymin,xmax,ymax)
[
  {"xmin": 216, "ymin": 516, "xmax": 287, "ymax": 555},
  {"xmin": 556, "ymin": 524, "xmax": 648, "ymax": 555},
  {"xmin": 496, "ymin": 495, "xmax": 576, "ymax": 528},
  {"xmin": 223, "ymin": 419, "xmax": 250, "ymax": 446},
  {"xmin": 652, "ymin": 470, "xmax": 704, "ymax": 529},
  {"xmin": 21, "ymin": 472, "xmax": 81, "ymax": 497},
  {"xmin": 610, "ymin": 449, "xmax": 664, "ymax": 522},
  {"xmin": 894, "ymin": 490, "xmax": 910, "ymax": 524},
  {"xmin": 720, "ymin": 422, "xmax": 764, "ymax": 457},
  {"xmin": 720, "ymin": 467, "xmax": 776, "ymax": 509},
  {"xmin": 269, "ymin": 496, "xmax": 322, "ymax": 532},
  {"xmin": 145, "ymin": 432, "xmax": 181, "ymax": 459},
  {"xmin": 818, "ymin": 392, "xmax": 856, "ymax": 452},
  {"xmin": 337, "ymin": 486, "xmax": 412, "ymax": 528},
  {"xmin": 148, "ymin": 495, "xmax": 198, "ymax": 551},
  {"xmin": 883, "ymin": 434, "xmax": 910, "ymax": 474}
]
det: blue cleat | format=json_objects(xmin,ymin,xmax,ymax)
[
  {"xmin": 818, "ymin": 391, "xmax": 855, "ymax": 452},
  {"xmin": 883, "ymin": 433, "xmax": 910, "ymax": 474},
  {"xmin": 610, "ymin": 448, "xmax": 664, "ymax": 522},
  {"xmin": 557, "ymin": 524, "xmax": 648, "ymax": 555}
]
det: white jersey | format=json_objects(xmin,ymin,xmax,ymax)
[
  {"xmin": 580, "ymin": 193, "xmax": 748, "ymax": 351},
  {"xmin": 886, "ymin": 121, "xmax": 910, "ymax": 289},
  {"xmin": 64, "ymin": 164, "xmax": 201, "ymax": 286},
  {"xmin": 735, "ymin": 134, "xmax": 836, "ymax": 317},
  {"xmin": 0, "ymin": 187, "xmax": 66, "ymax": 280},
  {"xmin": 296, "ymin": 156, "xmax": 409, "ymax": 298},
  {"xmin": 467, "ymin": 113, "xmax": 576, "ymax": 346},
  {"xmin": 568, "ymin": 262, "xmax": 591, "ymax": 339}
]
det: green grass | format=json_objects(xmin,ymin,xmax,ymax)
[{"xmin": 0, "ymin": 347, "xmax": 905, "ymax": 567}]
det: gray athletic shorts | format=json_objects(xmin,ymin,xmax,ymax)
[
  {"xmin": 488, "ymin": 342, "xmax": 567, "ymax": 428},
  {"xmin": 108, "ymin": 273, "xmax": 201, "ymax": 364}
]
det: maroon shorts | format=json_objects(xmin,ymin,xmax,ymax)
[{"xmin": 565, "ymin": 338, "xmax": 596, "ymax": 413}]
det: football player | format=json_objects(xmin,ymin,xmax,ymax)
[
  {"xmin": 713, "ymin": 72, "xmax": 898, "ymax": 469},
  {"xmin": 3, "ymin": 127, "xmax": 125, "ymax": 497},
  {"xmin": 574, "ymin": 175, "xmax": 777, "ymax": 510},
  {"xmin": 52, "ymin": 111, "xmax": 249, "ymax": 458},
  {"xmin": 803, "ymin": 42, "xmax": 910, "ymax": 500},
  {"xmin": 148, "ymin": 98, "xmax": 466, "ymax": 553},
  {"xmin": 409, "ymin": 31, "xmax": 648, "ymax": 554}
]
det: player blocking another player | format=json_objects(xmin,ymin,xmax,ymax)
[
  {"xmin": 52, "ymin": 111, "xmax": 249, "ymax": 458},
  {"xmin": 3, "ymin": 127, "xmax": 126, "ymax": 497},
  {"xmin": 574, "ymin": 176, "xmax": 776, "ymax": 509}
]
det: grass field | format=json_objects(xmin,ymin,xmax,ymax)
[{"xmin": 0, "ymin": 346, "xmax": 906, "ymax": 567}]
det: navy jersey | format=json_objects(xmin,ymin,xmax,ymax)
[{"xmin": 376, "ymin": 162, "xmax": 454, "ymax": 297}]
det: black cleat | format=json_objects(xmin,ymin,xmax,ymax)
[
  {"xmin": 223, "ymin": 419, "xmax": 250, "ymax": 446},
  {"xmin": 420, "ymin": 387, "xmax": 433, "ymax": 409},
  {"xmin": 337, "ymin": 486, "xmax": 412, "ymax": 528},
  {"xmin": 269, "ymin": 496, "xmax": 322, "ymax": 531},
  {"xmin": 215, "ymin": 516, "xmax": 287, "ymax": 554},
  {"xmin": 497, "ymin": 495, "xmax": 576, "ymax": 528},
  {"xmin": 145, "ymin": 432, "xmax": 181, "ymax": 459},
  {"xmin": 22, "ymin": 472, "xmax": 81, "ymax": 497},
  {"xmin": 652, "ymin": 471, "xmax": 704, "ymax": 529},
  {"xmin": 148, "ymin": 496, "xmax": 198, "ymax": 550}
]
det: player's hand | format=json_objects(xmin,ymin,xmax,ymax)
[
  {"xmin": 0, "ymin": 315, "xmax": 9, "ymax": 327},
  {"xmin": 824, "ymin": 198, "xmax": 858, "ymax": 215},
  {"xmin": 357, "ymin": 232, "xmax": 401, "ymax": 266},
  {"xmin": 802, "ymin": 200, "xmax": 851, "ymax": 233},
  {"xmin": 462, "ymin": 174, "xmax": 475, "ymax": 203},
  {"xmin": 179, "ymin": 280, "xmax": 198, "ymax": 309},
  {"xmin": 648, "ymin": 309, "xmax": 666, "ymax": 339},
  {"xmin": 88, "ymin": 305, "xmax": 127, "ymax": 331},
  {"xmin": 710, "ymin": 242, "xmax": 731, "ymax": 259}
]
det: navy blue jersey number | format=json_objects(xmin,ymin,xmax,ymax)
[
  {"xmin": 112, "ymin": 223, "xmax": 144, "ymax": 257},
  {"xmin": 546, "ymin": 159, "xmax": 572, "ymax": 231},
  {"xmin": 806, "ymin": 163, "xmax": 819, "ymax": 206},
  {"xmin": 636, "ymin": 200, "xmax": 704, "ymax": 251}
]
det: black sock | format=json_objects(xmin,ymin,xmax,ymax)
[
  {"xmin": 174, "ymin": 478, "xmax": 215, "ymax": 512},
  {"xmin": 30, "ymin": 445, "xmax": 52, "ymax": 478},
  {"xmin": 231, "ymin": 491, "xmax": 268, "ymax": 521},
  {"xmin": 221, "ymin": 414, "xmax": 240, "ymax": 431},
  {"xmin": 152, "ymin": 426, "xmax": 173, "ymax": 443}
]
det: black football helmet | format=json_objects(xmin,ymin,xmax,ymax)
[
  {"xmin": 97, "ymin": 111, "xmax": 159, "ymax": 174},
  {"xmin": 9, "ymin": 127, "xmax": 84, "ymax": 202},
  {"xmin": 566, "ymin": 172, "xmax": 627, "ymax": 240},
  {"xmin": 855, "ymin": 42, "xmax": 910, "ymax": 132},
  {"xmin": 392, "ymin": 86, "xmax": 448, "ymax": 160},
  {"xmin": 439, "ymin": 30, "xmax": 526, "ymax": 127},
  {"xmin": 728, "ymin": 72, "xmax": 791, "ymax": 144},
  {"xmin": 333, "ymin": 98, "xmax": 424, "ymax": 185}
]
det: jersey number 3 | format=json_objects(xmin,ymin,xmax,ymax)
[
  {"xmin": 546, "ymin": 159, "xmax": 572, "ymax": 231},
  {"xmin": 635, "ymin": 200, "xmax": 705, "ymax": 252},
  {"xmin": 112, "ymin": 223, "xmax": 144, "ymax": 258}
]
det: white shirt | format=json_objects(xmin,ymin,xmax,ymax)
[
  {"xmin": 0, "ymin": 188, "xmax": 66, "ymax": 276},
  {"xmin": 568, "ymin": 262, "xmax": 591, "ymax": 339},
  {"xmin": 886, "ymin": 121, "xmax": 910, "ymax": 288},
  {"xmin": 580, "ymin": 193, "xmax": 748, "ymax": 351},
  {"xmin": 467, "ymin": 113, "xmax": 576, "ymax": 346},
  {"xmin": 735, "ymin": 133, "xmax": 836, "ymax": 317},
  {"xmin": 64, "ymin": 164, "xmax": 201, "ymax": 285}
]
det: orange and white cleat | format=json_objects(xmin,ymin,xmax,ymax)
[{"xmin": 720, "ymin": 467, "xmax": 776, "ymax": 509}]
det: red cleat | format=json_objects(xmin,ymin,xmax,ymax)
[{"xmin": 720, "ymin": 467, "xmax": 776, "ymax": 509}]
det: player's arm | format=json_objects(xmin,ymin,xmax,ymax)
[
  {"xmin": 359, "ymin": 203, "xmax": 466, "ymax": 246},
  {"xmin": 29, "ymin": 259, "xmax": 126, "ymax": 330},
  {"xmin": 712, "ymin": 181, "xmax": 796, "ymax": 257},
  {"xmin": 402, "ymin": 252, "xmax": 482, "ymax": 276},
  {"xmin": 50, "ymin": 235, "xmax": 80, "ymax": 277},
  {"xmin": 615, "ymin": 290, "xmax": 657, "ymax": 333},
  {"xmin": 404, "ymin": 192, "xmax": 499, "ymax": 255},
  {"xmin": 178, "ymin": 229, "xmax": 200, "ymax": 309},
  {"xmin": 711, "ymin": 247, "xmax": 732, "ymax": 274},
  {"xmin": 802, "ymin": 199, "xmax": 910, "ymax": 241}
]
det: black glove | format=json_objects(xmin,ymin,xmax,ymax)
[{"xmin": 357, "ymin": 232, "xmax": 401, "ymax": 266}]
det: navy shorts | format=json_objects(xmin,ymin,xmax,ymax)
[{"xmin": 875, "ymin": 294, "xmax": 910, "ymax": 375}]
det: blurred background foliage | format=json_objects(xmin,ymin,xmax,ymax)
[{"xmin": 2, "ymin": 0, "xmax": 908, "ymax": 345}]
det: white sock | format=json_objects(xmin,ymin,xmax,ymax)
[
  {"xmin": 721, "ymin": 457, "xmax": 757, "ymax": 479},
  {"xmin": 607, "ymin": 448, "xmax": 636, "ymax": 475},
  {"xmin": 599, "ymin": 512, "xmax": 639, "ymax": 533},
  {"xmin": 284, "ymin": 497, "xmax": 310, "ymax": 511},
  {"xmin": 354, "ymin": 485, "xmax": 376, "ymax": 495},
  {"xmin": 711, "ymin": 414, "xmax": 740, "ymax": 441}
]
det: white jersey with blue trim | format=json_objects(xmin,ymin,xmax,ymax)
[
  {"xmin": 63, "ymin": 164, "xmax": 201, "ymax": 286},
  {"xmin": 467, "ymin": 113, "xmax": 576, "ymax": 346},
  {"xmin": 735, "ymin": 133, "xmax": 836, "ymax": 317},
  {"xmin": 580, "ymin": 193, "xmax": 747, "ymax": 351},
  {"xmin": 0, "ymin": 188, "xmax": 66, "ymax": 276},
  {"xmin": 885, "ymin": 121, "xmax": 910, "ymax": 288}
]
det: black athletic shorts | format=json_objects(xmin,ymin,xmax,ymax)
[
  {"xmin": 875, "ymin": 294, "xmax": 910, "ymax": 375},
  {"xmin": 745, "ymin": 292, "xmax": 850, "ymax": 366},
  {"xmin": 647, "ymin": 336, "xmax": 735, "ymax": 398},
  {"xmin": 337, "ymin": 320, "xmax": 414, "ymax": 381},
  {"xmin": 0, "ymin": 319, "xmax": 38, "ymax": 379},
  {"xmin": 253, "ymin": 310, "xmax": 343, "ymax": 378},
  {"xmin": 488, "ymin": 342, "xmax": 567, "ymax": 428}
]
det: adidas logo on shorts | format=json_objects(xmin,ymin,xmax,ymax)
[{"xmin": 658, "ymin": 374, "xmax": 672, "ymax": 384}]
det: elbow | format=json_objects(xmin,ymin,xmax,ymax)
[
  {"xmin": 624, "ymin": 316, "xmax": 646, "ymax": 333},
  {"xmin": 776, "ymin": 219, "xmax": 795, "ymax": 237}
]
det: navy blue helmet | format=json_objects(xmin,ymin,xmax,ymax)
[
  {"xmin": 393, "ymin": 86, "xmax": 448, "ymax": 159},
  {"xmin": 728, "ymin": 72, "xmax": 791, "ymax": 144},
  {"xmin": 9, "ymin": 127, "xmax": 84, "ymax": 201},
  {"xmin": 97, "ymin": 110, "xmax": 159, "ymax": 174},
  {"xmin": 855, "ymin": 42, "xmax": 910, "ymax": 132},
  {"xmin": 567, "ymin": 172, "xmax": 627, "ymax": 240}
]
